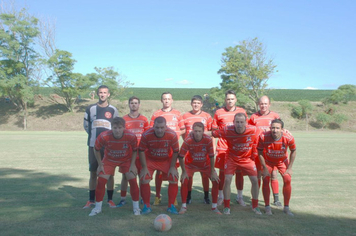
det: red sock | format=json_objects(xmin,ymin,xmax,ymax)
[
  {"xmin": 155, "ymin": 172, "xmax": 163, "ymax": 197},
  {"xmin": 95, "ymin": 177, "xmax": 108, "ymax": 202},
  {"xmin": 181, "ymin": 179, "xmax": 188, "ymax": 204},
  {"xmin": 128, "ymin": 179, "xmax": 139, "ymax": 201},
  {"xmin": 224, "ymin": 199, "xmax": 230, "ymax": 208},
  {"xmin": 252, "ymin": 199, "xmax": 258, "ymax": 209},
  {"xmin": 219, "ymin": 170, "xmax": 225, "ymax": 191},
  {"xmin": 262, "ymin": 176, "xmax": 271, "ymax": 206},
  {"xmin": 140, "ymin": 183, "xmax": 151, "ymax": 207},
  {"xmin": 168, "ymin": 183, "xmax": 178, "ymax": 207},
  {"xmin": 188, "ymin": 175, "xmax": 193, "ymax": 192},
  {"xmin": 211, "ymin": 180, "xmax": 218, "ymax": 203},
  {"xmin": 282, "ymin": 174, "xmax": 292, "ymax": 206},
  {"xmin": 271, "ymin": 179, "xmax": 279, "ymax": 194},
  {"xmin": 235, "ymin": 171, "xmax": 244, "ymax": 190},
  {"xmin": 202, "ymin": 174, "xmax": 210, "ymax": 192}
]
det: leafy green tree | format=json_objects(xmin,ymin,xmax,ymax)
[
  {"xmin": 0, "ymin": 9, "xmax": 40, "ymax": 130},
  {"xmin": 93, "ymin": 67, "xmax": 133, "ymax": 100},
  {"xmin": 46, "ymin": 50, "xmax": 96, "ymax": 111},
  {"xmin": 316, "ymin": 113, "xmax": 332, "ymax": 129},
  {"xmin": 332, "ymin": 113, "xmax": 348, "ymax": 125},
  {"xmin": 211, "ymin": 37, "xmax": 277, "ymax": 111},
  {"xmin": 326, "ymin": 84, "xmax": 356, "ymax": 104}
]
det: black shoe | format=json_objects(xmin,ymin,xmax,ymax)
[{"xmin": 204, "ymin": 198, "xmax": 211, "ymax": 204}]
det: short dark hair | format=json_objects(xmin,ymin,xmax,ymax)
[
  {"xmin": 271, "ymin": 119, "xmax": 284, "ymax": 128},
  {"xmin": 192, "ymin": 122, "xmax": 205, "ymax": 131},
  {"xmin": 225, "ymin": 89, "xmax": 236, "ymax": 97},
  {"xmin": 97, "ymin": 85, "xmax": 109, "ymax": 95},
  {"xmin": 234, "ymin": 112, "xmax": 247, "ymax": 121},
  {"xmin": 154, "ymin": 116, "xmax": 166, "ymax": 125},
  {"xmin": 191, "ymin": 95, "xmax": 203, "ymax": 103},
  {"xmin": 111, "ymin": 117, "xmax": 125, "ymax": 127},
  {"xmin": 128, "ymin": 96, "xmax": 140, "ymax": 104},
  {"xmin": 161, "ymin": 92, "xmax": 172, "ymax": 100}
]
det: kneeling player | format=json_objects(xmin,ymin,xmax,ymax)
[
  {"xmin": 178, "ymin": 122, "xmax": 221, "ymax": 214},
  {"xmin": 258, "ymin": 119, "xmax": 296, "ymax": 216},
  {"xmin": 89, "ymin": 117, "xmax": 141, "ymax": 216}
]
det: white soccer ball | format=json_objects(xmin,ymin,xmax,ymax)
[{"xmin": 153, "ymin": 214, "xmax": 172, "ymax": 232}]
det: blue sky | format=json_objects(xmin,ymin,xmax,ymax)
[{"xmin": 17, "ymin": 0, "xmax": 356, "ymax": 89}]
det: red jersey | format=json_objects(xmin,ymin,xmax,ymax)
[
  {"xmin": 248, "ymin": 111, "xmax": 280, "ymax": 132},
  {"xmin": 212, "ymin": 107, "xmax": 248, "ymax": 152},
  {"xmin": 179, "ymin": 133, "xmax": 214, "ymax": 168},
  {"xmin": 257, "ymin": 131, "xmax": 296, "ymax": 164},
  {"xmin": 123, "ymin": 114, "xmax": 149, "ymax": 144},
  {"xmin": 139, "ymin": 127, "xmax": 180, "ymax": 162},
  {"xmin": 182, "ymin": 111, "xmax": 213, "ymax": 135},
  {"xmin": 95, "ymin": 130, "xmax": 137, "ymax": 165},
  {"xmin": 213, "ymin": 125, "xmax": 258, "ymax": 162},
  {"xmin": 150, "ymin": 108, "xmax": 184, "ymax": 138}
]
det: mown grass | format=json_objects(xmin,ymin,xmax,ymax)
[{"xmin": 1, "ymin": 131, "xmax": 355, "ymax": 235}]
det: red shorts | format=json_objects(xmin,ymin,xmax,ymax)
[
  {"xmin": 224, "ymin": 158, "xmax": 257, "ymax": 176},
  {"xmin": 265, "ymin": 159, "xmax": 289, "ymax": 175},
  {"xmin": 101, "ymin": 160, "xmax": 130, "ymax": 176},
  {"xmin": 144, "ymin": 159, "xmax": 177, "ymax": 181},
  {"xmin": 215, "ymin": 151, "xmax": 226, "ymax": 169},
  {"xmin": 185, "ymin": 164, "xmax": 215, "ymax": 179}
]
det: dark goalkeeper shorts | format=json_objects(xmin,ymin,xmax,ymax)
[{"xmin": 88, "ymin": 147, "xmax": 104, "ymax": 172}]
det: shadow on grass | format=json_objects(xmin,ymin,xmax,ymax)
[{"xmin": 1, "ymin": 168, "xmax": 355, "ymax": 236}]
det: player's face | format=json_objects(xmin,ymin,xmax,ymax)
[
  {"xmin": 112, "ymin": 124, "xmax": 125, "ymax": 139},
  {"xmin": 192, "ymin": 126, "xmax": 204, "ymax": 141},
  {"xmin": 161, "ymin": 94, "xmax": 173, "ymax": 109},
  {"xmin": 191, "ymin": 100, "xmax": 203, "ymax": 112},
  {"xmin": 98, "ymin": 88, "xmax": 110, "ymax": 103},
  {"xmin": 234, "ymin": 116, "xmax": 246, "ymax": 134},
  {"xmin": 129, "ymin": 99, "xmax": 140, "ymax": 112},
  {"xmin": 225, "ymin": 94, "xmax": 237, "ymax": 109},
  {"xmin": 259, "ymin": 97, "xmax": 270, "ymax": 114},
  {"xmin": 271, "ymin": 123, "xmax": 282, "ymax": 140},
  {"xmin": 154, "ymin": 122, "xmax": 167, "ymax": 138}
]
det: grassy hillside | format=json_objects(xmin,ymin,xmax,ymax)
[{"xmin": 34, "ymin": 87, "xmax": 343, "ymax": 102}]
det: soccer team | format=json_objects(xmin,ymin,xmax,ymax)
[{"xmin": 84, "ymin": 85, "xmax": 297, "ymax": 216}]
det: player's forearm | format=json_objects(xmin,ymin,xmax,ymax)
[
  {"xmin": 130, "ymin": 151, "xmax": 137, "ymax": 166},
  {"xmin": 139, "ymin": 151, "xmax": 147, "ymax": 168},
  {"xmin": 210, "ymin": 156, "xmax": 215, "ymax": 173},
  {"xmin": 258, "ymin": 151, "xmax": 267, "ymax": 169},
  {"xmin": 170, "ymin": 153, "xmax": 178, "ymax": 168},
  {"xmin": 288, "ymin": 149, "xmax": 297, "ymax": 169},
  {"xmin": 178, "ymin": 156, "xmax": 186, "ymax": 172}
]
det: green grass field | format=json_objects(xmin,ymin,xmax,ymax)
[{"xmin": 1, "ymin": 131, "xmax": 356, "ymax": 235}]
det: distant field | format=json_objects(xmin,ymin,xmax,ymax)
[
  {"xmin": 1, "ymin": 131, "xmax": 355, "ymax": 235},
  {"xmin": 35, "ymin": 87, "xmax": 341, "ymax": 102}
]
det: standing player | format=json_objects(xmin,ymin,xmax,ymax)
[
  {"xmin": 212, "ymin": 90, "xmax": 248, "ymax": 206},
  {"xmin": 178, "ymin": 122, "xmax": 221, "ymax": 215},
  {"xmin": 150, "ymin": 92, "xmax": 185, "ymax": 206},
  {"xmin": 89, "ymin": 117, "xmax": 141, "ymax": 216},
  {"xmin": 116, "ymin": 96, "xmax": 149, "ymax": 207},
  {"xmin": 182, "ymin": 95, "xmax": 214, "ymax": 204},
  {"xmin": 249, "ymin": 95, "xmax": 282, "ymax": 206},
  {"xmin": 258, "ymin": 119, "xmax": 296, "ymax": 216},
  {"xmin": 139, "ymin": 117, "xmax": 180, "ymax": 214},
  {"xmin": 83, "ymin": 85, "xmax": 119, "ymax": 209},
  {"xmin": 213, "ymin": 113, "xmax": 261, "ymax": 215}
]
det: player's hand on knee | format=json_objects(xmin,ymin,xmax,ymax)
[
  {"xmin": 97, "ymin": 164, "xmax": 105, "ymax": 175},
  {"xmin": 140, "ymin": 167, "xmax": 150, "ymax": 180},
  {"xmin": 180, "ymin": 171, "xmax": 188, "ymax": 183},
  {"xmin": 168, "ymin": 167, "xmax": 179, "ymax": 181},
  {"xmin": 210, "ymin": 171, "xmax": 219, "ymax": 183},
  {"xmin": 262, "ymin": 168, "xmax": 270, "ymax": 179},
  {"xmin": 130, "ymin": 165, "xmax": 138, "ymax": 176},
  {"xmin": 283, "ymin": 168, "xmax": 292, "ymax": 176}
]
